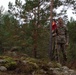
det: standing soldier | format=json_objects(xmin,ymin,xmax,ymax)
[
  {"xmin": 56, "ymin": 17, "xmax": 69, "ymax": 63},
  {"xmin": 51, "ymin": 19, "xmax": 57, "ymax": 61}
]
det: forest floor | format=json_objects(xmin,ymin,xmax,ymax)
[{"xmin": 0, "ymin": 52, "xmax": 76, "ymax": 75}]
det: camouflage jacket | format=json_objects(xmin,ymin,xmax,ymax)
[{"xmin": 56, "ymin": 25, "xmax": 69, "ymax": 44}]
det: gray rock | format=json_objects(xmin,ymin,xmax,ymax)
[
  {"xmin": 69, "ymin": 69, "xmax": 74, "ymax": 72},
  {"xmin": 0, "ymin": 66, "xmax": 7, "ymax": 71},
  {"xmin": 68, "ymin": 69, "xmax": 76, "ymax": 75},
  {"xmin": 49, "ymin": 63, "xmax": 76, "ymax": 75},
  {"xmin": 0, "ymin": 59, "xmax": 6, "ymax": 63},
  {"xmin": 49, "ymin": 68, "xmax": 54, "ymax": 71},
  {"xmin": 12, "ymin": 52, "xmax": 17, "ymax": 56},
  {"xmin": 61, "ymin": 66, "xmax": 69, "ymax": 71},
  {"xmin": 56, "ymin": 63, "xmax": 62, "ymax": 68},
  {"xmin": 64, "ymin": 70, "xmax": 69, "ymax": 75},
  {"xmin": 53, "ymin": 69, "xmax": 61, "ymax": 75},
  {"xmin": 55, "ymin": 68, "xmax": 61, "ymax": 71},
  {"xmin": 22, "ymin": 60, "xmax": 27, "ymax": 64}
]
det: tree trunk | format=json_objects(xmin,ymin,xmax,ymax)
[
  {"xmin": 49, "ymin": 0, "xmax": 53, "ymax": 60},
  {"xmin": 33, "ymin": 1, "xmax": 40, "ymax": 58}
]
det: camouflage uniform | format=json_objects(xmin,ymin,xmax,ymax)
[
  {"xmin": 51, "ymin": 19, "xmax": 58, "ymax": 61},
  {"xmin": 56, "ymin": 25, "xmax": 69, "ymax": 61},
  {"xmin": 52, "ymin": 29, "xmax": 57, "ymax": 61}
]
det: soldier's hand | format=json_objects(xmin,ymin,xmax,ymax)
[
  {"xmin": 65, "ymin": 42, "xmax": 69, "ymax": 47},
  {"xmin": 52, "ymin": 33, "xmax": 56, "ymax": 37}
]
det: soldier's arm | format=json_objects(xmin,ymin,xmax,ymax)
[
  {"xmin": 52, "ymin": 29, "xmax": 58, "ymax": 37},
  {"xmin": 65, "ymin": 26, "xmax": 69, "ymax": 44}
]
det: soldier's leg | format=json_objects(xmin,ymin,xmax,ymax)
[
  {"xmin": 51, "ymin": 37, "xmax": 55, "ymax": 61},
  {"xmin": 61, "ymin": 44, "xmax": 67, "ymax": 61},
  {"xmin": 56, "ymin": 43, "xmax": 61, "ymax": 62}
]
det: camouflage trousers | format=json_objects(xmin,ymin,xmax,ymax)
[
  {"xmin": 51, "ymin": 36, "xmax": 57, "ymax": 61},
  {"xmin": 56, "ymin": 43, "xmax": 67, "ymax": 62},
  {"xmin": 52, "ymin": 37, "xmax": 67, "ymax": 62}
]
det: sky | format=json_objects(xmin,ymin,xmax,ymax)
[
  {"xmin": 0, "ymin": 0, "xmax": 76, "ymax": 20},
  {"xmin": 0, "ymin": 0, "xmax": 15, "ymax": 10}
]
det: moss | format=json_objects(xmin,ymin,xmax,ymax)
[
  {"xmin": 2, "ymin": 57, "xmax": 17, "ymax": 70},
  {"xmin": 23, "ymin": 61, "xmax": 39, "ymax": 73},
  {"xmin": 25, "ymin": 58, "xmax": 51, "ymax": 71},
  {"xmin": 27, "ymin": 61, "xmax": 39, "ymax": 68},
  {"xmin": 0, "ymin": 55, "xmax": 63, "ymax": 74},
  {"xmin": 0, "ymin": 56, "xmax": 9, "ymax": 59},
  {"xmin": 48, "ymin": 61, "xmax": 62, "ymax": 68},
  {"xmin": 33, "ymin": 69, "xmax": 49, "ymax": 75},
  {"xmin": 25, "ymin": 57, "xmax": 39, "ymax": 63},
  {"xmin": 15, "ymin": 60, "xmax": 39, "ymax": 73},
  {"xmin": 4, "ymin": 57, "xmax": 14, "ymax": 62},
  {"xmin": 5, "ymin": 61, "xmax": 17, "ymax": 70},
  {"xmin": 25, "ymin": 62, "xmax": 38, "ymax": 72}
]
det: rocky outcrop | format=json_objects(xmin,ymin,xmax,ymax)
[
  {"xmin": 49, "ymin": 66, "xmax": 76, "ymax": 75},
  {"xmin": 0, "ymin": 56, "xmax": 75, "ymax": 75}
]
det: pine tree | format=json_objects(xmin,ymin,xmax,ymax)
[{"xmin": 7, "ymin": 0, "xmax": 76, "ymax": 58}]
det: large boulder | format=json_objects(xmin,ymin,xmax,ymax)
[{"xmin": 0, "ymin": 66, "xmax": 7, "ymax": 71}]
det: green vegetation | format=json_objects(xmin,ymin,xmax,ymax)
[
  {"xmin": 67, "ymin": 20, "xmax": 76, "ymax": 61},
  {"xmin": 0, "ymin": 0, "xmax": 76, "ymax": 67},
  {"xmin": 0, "ymin": 56, "xmax": 62, "ymax": 75}
]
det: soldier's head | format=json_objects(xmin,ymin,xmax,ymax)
[
  {"xmin": 53, "ymin": 19, "xmax": 56, "ymax": 22},
  {"xmin": 52, "ymin": 19, "xmax": 56, "ymax": 25},
  {"xmin": 58, "ymin": 17, "xmax": 63, "ymax": 26}
]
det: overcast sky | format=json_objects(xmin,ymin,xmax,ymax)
[
  {"xmin": 0, "ymin": 0, "xmax": 15, "ymax": 10},
  {"xmin": 0, "ymin": 0, "xmax": 76, "ymax": 20}
]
